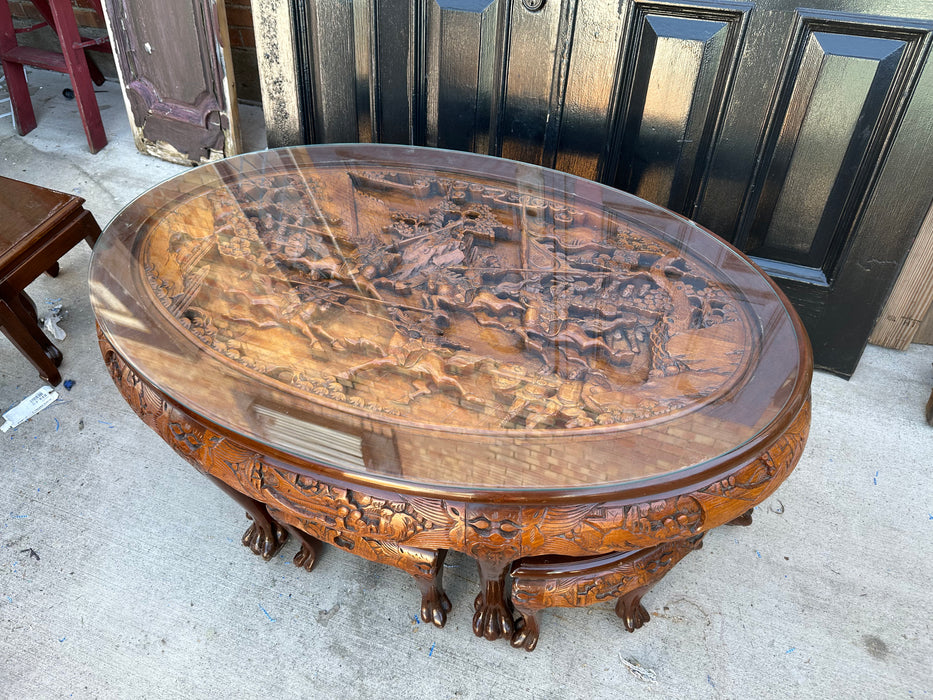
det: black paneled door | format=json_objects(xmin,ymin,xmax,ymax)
[{"xmin": 276, "ymin": 0, "xmax": 933, "ymax": 376}]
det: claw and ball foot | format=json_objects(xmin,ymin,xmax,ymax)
[
  {"xmin": 418, "ymin": 549, "xmax": 451, "ymax": 627},
  {"xmin": 615, "ymin": 586, "xmax": 652, "ymax": 632},
  {"xmin": 419, "ymin": 582, "xmax": 452, "ymax": 628},
  {"xmin": 242, "ymin": 513, "xmax": 288, "ymax": 560},
  {"xmin": 280, "ymin": 522, "xmax": 321, "ymax": 572},
  {"xmin": 511, "ymin": 612, "xmax": 540, "ymax": 652},
  {"xmin": 204, "ymin": 474, "xmax": 288, "ymax": 561},
  {"xmin": 473, "ymin": 560, "xmax": 515, "ymax": 641}
]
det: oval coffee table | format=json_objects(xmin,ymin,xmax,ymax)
[{"xmin": 90, "ymin": 145, "xmax": 811, "ymax": 651}]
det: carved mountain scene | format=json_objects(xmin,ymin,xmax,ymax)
[{"xmin": 140, "ymin": 165, "xmax": 755, "ymax": 431}]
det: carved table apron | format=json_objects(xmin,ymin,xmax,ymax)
[{"xmin": 90, "ymin": 145, "xmax": 812, "ymax": 651}]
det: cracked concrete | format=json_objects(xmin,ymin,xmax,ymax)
[{"xmin": 2, "ymin": 67, "xmax": 933, "ymax": 699}]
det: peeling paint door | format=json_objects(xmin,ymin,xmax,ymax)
[{"xmin": 102, "ymin": 0, "xmax": 240, "ymax": 165}]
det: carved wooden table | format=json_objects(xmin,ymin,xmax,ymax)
[{"xmin": 89, "ymin": 145, "xmax": 812, "ymax": 651}]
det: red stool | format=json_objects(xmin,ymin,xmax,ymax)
[{"xmin": 0, "ymin": 0, "xmax": 112, "ymax": 153}]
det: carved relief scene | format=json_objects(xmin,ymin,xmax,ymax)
[{"xmin": 141, "ymin": 164, "xmax": 756, "ymax": 432}]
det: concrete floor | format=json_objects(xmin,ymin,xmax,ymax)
[{"xmin": 2, "ymin": 68, "xmax": 932, "ymax": 699}]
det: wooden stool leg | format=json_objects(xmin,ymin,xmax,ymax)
[
  {"xmin": 0, "ymin": 2, "xmax": 38, "ymax": 135},
  {"xmin": 203, "ymin": 473, "xmax": 289, "ymax": 561},
  {"xmin": 78, "ymin": 209, "xmax": 102, "ymax": 248},
  {"xmin": 13, "ymin": 292, "xmax": 62, "ymax": 367},
  {"xmin": 46, "ymin": 0, "xmax": 107, "ymax": 153},
  {"xmin": 0, "ymin": 297, "xmax": 62, "ymax": 385}
]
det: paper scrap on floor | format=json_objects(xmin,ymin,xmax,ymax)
[{"xmin": 1, "ymin": 386, "xmax": 59, "ymax": 432}]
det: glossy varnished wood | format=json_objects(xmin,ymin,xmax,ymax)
[
  {"xmin": 0, "ymin": 176, "xmax": 101, "ymax": 384},
  {"xmin": 91, "ymin": 145, "xmax": 812, "ymax": 650}
]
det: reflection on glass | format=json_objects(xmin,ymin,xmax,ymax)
[{"xmin": 90, "ymin": 146, "xmax": 808, "ymax": 491}]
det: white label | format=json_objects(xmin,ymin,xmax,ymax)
[{"xmin": 1, "ymin": 386, "xmax": 59, "ymax": 432}]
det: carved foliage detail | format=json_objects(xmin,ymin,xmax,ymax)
[
  {"xmin": 510, "ymin": 535, "xmax": 705, "ymax": 612},
  {"xmin": 101, "ymin": 328, "xmax": 808, "ymax": 571}
]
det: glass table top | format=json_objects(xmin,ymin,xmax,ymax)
[{"xmin": 90, "ymin": 145, "xmax": 811, "ymax": 493}]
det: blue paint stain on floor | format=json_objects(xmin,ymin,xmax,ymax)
[{"xmin": 259, "ymin": 604, "xmax": 275, "ymax": 622}]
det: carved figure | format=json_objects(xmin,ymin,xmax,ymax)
[{"xmin": 142, "ymin": 167, "xmax": 753, "ymax": 430}]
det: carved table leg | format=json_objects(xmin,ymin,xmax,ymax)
[
  {"xmin": 204, "ymin": 474, "xmax": 288, "ymax": 560},
  {"xmin": 417, "ymin": 549, "xmax": 452, "ymax": 627},
  {"xmin": 726, "ymin": 507, "xmax": 755, "ymax": 527},
  {"xmin": 473, "ymin": 558, "xmax": 515, "ymax": 641}
]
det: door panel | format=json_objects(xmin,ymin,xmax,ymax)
[
  {"xmin": 611, "ymin": 2, "xmax": 750, "ymax": 215},
  {"xmin": 425, "ymin": 0, "xmax": 502, "ymax": 153},
  {"xmin": 257, "ymin": 0, "xmax": 933, "ymax": 376},
  {"xmin": 740, "ymin": 12, "xmax": 931, "ymax": 287},
  {"xmin": 103, "ymin": 0, "xmax": 239, "ymax": 164},
  {"xmin": 294, "ymin": 0, "xmax": 362, "ymax": 142},
  {"xmin": 552, "ymin": 0, "xmax": 626, "ymax": 180},
  {"xmin": 498, "ymin": 0, "xmax": 564, "ymax": 164}
]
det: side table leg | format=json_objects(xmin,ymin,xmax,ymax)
[
  {"xmin": 204, "ymin": 474, "xmax": 288, "ymax": 560},
  {"xmin": 0, "ymin": 295, "xmax": 62, "ymax": 385},
  {"xmin": 473, "ymin": 558, "xmax": 515, "ymax": 641}
]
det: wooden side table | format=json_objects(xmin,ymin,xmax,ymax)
[{"xmin": 0, "ymin": 176, "xmax": 100, "ymax": 384}]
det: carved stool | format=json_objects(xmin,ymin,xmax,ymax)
[
  {"xmin": 0, "ymin": 175, "xmax": 100, "ymax": 384},
  {"xmin": 509, "ymin": 537, "xmax": 705, "ymax": 651}
]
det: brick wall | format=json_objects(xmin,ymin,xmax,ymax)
[
  {"xmin": 224, "ymin": 0, "xmax": 261, "ymax": 104},
  {"xmin": 9, "ymin": 0, "xmax": 105, "ymax": 28}
]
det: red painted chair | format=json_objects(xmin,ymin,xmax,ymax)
[{"xmin": 0, "ymin": 0, "xmax": 112, "ymax": 153}]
